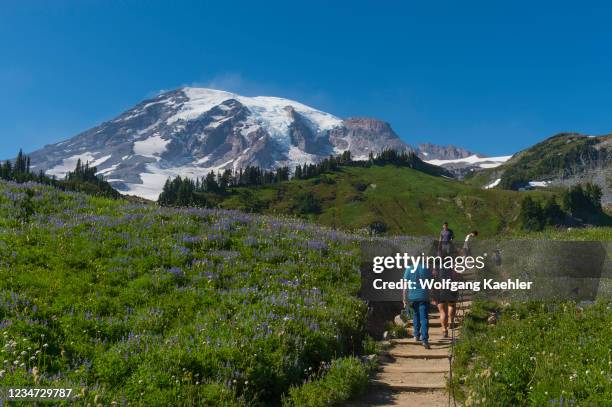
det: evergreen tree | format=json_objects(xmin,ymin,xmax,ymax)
[
  {"xmin": 542, "ymin": 195, "xmax": 564, "ymax": 226},
  {"xmin": 176, "ymin": 178, "xmax": 194, "ymax": 206},
  {"xmin": 0, "ymin": 149, "xmax": 118, "ymax": 198},
  {"xmin": 294, "ymin": 165, "xmax": 302, "ymax": 179},
  {"xmin": 204, "ymin": 171, "xmax": 219, "ymax": 191},
  {"xmin": 585, "ymin": 183, "xmax": 603, "ymax": 210},
  {"xmin": 562, "ymin": 182, "xmax": 604, "ymax": 220},
  {"xmin": 219, "ymin": 169, "xmax": 232, "ymax": 190},
  {"xmin": 0, "ymin": 161, "xmax": 11, "ymax": 180},
  {"xmin": 520, "ymin": 196, "xmax": 545, "ymax": 231},
  {"xmin": 14, "ymin": 149, "xmax": 27, "ymax": 175}
]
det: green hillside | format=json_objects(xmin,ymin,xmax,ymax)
[
  {"xmin": 0, "ymin": 178, "xmax": 608, "ymax": 406},
  {"xmin": 206, "ymin": 165, "xmax": 548, "ymax": 236},
  {"xmin": 0, "ymin": 180, "xmax": 370, "ymax": 406},
  {"xmin": 466, "ymin": 133, "xmax": 612, "ymax": 190}
]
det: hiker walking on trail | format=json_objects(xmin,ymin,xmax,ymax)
[
  {"xmin": 462, "ymin": 230, "xmax": 478, "ymax": 256},
  {"xmin": 402, "ymin": 260, "xmax": 433, "ymax": 349},
  {"xmin": 438, "ymin": 222, "xmax": 454, "ymax": 255},
  {"xmin": 432, "ymin": 263, "xmax": 458, "ymax": 338}
]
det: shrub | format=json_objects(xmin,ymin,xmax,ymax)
[
  {"xmin": 520, "ymin": 196, "xmax": 544, "ymax": 231},
  {"xmin": 282, "ymin": 357, "xmax": 369, "ymax": 407},
  {"xmin": 519, "ymin": 195, "xmax": 570, "ymax": 231},
  {"xmin": 354, "ymin": 183, "xmax": 367, "ymax": 192},
  {"xmin": 369, "ymin": 221, "xmax": 387, "ymax": 234},
  {"xmin": 562, "ymin": 183, "xmax": 603, "ymax": 217},
  {"xmin": 293, "ymin": 192, "xmax": 322, "ymax": 215}
]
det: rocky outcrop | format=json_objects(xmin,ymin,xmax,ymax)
[
  {"xmin": 329, "ymin": 118, "xmax": 412, "ymax": 159},
  {"xmin": 416, "ymin": 143, "xmax": 477, "ymax": 160}
]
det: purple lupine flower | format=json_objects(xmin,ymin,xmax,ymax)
[{"xmin": 168, "ymin": 267, "xmax": 185, "ymax": 278}]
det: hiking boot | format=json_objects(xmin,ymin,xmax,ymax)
[
  {"xmin": 423, "ymin": 342, "xmax": 431, "ymax": 349},
  {"xmin": 443, "ymin": 330, "xmax": 449, "ymax": 338},
  {"xmin": 414, "ymin": 335, "xmax": 421, "ymax": 342}
]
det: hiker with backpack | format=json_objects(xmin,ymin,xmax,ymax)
[{"xmin": 402, "ymin": 258, "xmax": 433, "ymax": 349}]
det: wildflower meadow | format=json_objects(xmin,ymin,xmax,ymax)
[
  {"xmin": 0, "ymin": 181, "xmax": 369, "ymax": 405},
  {"xmin": 451, "ymin": 301, "xmax": 612, "ymax": 406},
  {"xmin": 0, "ymin": 180, "xmax": 610, "ymax": 406}
]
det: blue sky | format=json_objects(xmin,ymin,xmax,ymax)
[{"xmin": 2, "ymin": 0, "xmax": 612, "ymax": 158}]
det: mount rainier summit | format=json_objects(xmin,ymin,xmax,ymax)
[{"xmin": 28, "ymin": 87, "xmax": 411, "ymax": 200}]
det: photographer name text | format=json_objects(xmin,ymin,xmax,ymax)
[{"xmin": 373, "ymin": 278, "xmax": 533, "ymax": 291}]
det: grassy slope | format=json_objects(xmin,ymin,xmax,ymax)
[
  {"xmin": 214, "ymin": 165, "xmax": 551, "ymax": 236},
  {"xmin": 2, "ymin": 176, "xmax": 609, "ymax": 406},
  {"xmin": 466, "ymin": 133, "xmax": 612, "ymax": 189},
  {"xmin": 511, "ymin": 226, "xmax": 612, "ymax": 240},
  {"xmin": 453, "ymin": 301, "xmax": 611, "ymax": 406},
  {"xmin": 0, "ymin": 181, "xmax": 368, "ymax": 406},
  {"xmin": 452, "ymin": 228, "xmax": 610, "ymax": 406}
]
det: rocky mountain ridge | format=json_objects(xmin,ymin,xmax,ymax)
[{"xmin": 27, "ymin": 88, "xmax": 412, "ymax": 199}]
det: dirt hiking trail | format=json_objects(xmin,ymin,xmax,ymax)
[{"xmin": 348, "ymin": 295, "xmax": 473, "ymax": 407}]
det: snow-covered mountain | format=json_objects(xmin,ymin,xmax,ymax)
[
  {"xmin": 28, "ymin": 87, "xmax": 410, "ymax": 200},
  {"xmin": 414, "ymin": 143, "xmax": 512, "ymax": 178}
]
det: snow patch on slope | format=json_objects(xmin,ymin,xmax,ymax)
[
  {"xmin": 425, "ymin": 154, "xmax": 512, "ymax": 168},
  {"xmin": 133, "ymin": 135, "xmax": 170, "ymax": 159},
  {"xmin": 91, "ymin": 154, "xmax": 112, "ymax": 167},
  {"xmin": 96, "ymin": 163, "xmax": 121, "ymax": 176},
  {"xmin": 46, "ymin": 152, "xmax": 111, "ymax": 179},
  {"xmin": 484, "ymin": 178, "xmax": 502, "ymax": 189},
  {"xmin": 528, "ymin": 180, "xmax": 550, "ymax": 187},
  {"xmin": 119, "ymin": 170, "xmax": 169, "ymax": 201}
]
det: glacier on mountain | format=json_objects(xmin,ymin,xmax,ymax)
[{"xmin": 27, "ymin": 87, "xmax": 410, "ymax": 200}]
